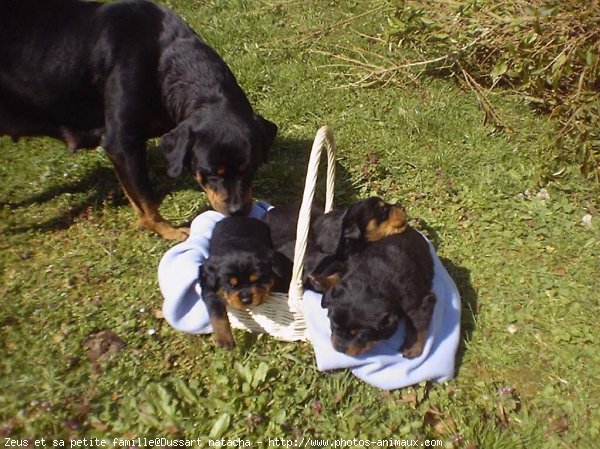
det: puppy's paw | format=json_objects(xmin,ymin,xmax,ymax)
[
  {"xmin": 400, "ymin": 341, "xmax": 425, "ymax": 359},
  {"xmin": 215, "ymin": 333, "xmax": 235, "ymax": 350}
]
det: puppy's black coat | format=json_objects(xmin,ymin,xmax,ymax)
[
  {"xmin": 312, "ymin": 227, "xmax": 436, "ymax": 359},
  {"xmin": 262, "ymin": 197, "xmax": 408, "ymax": 289},
  {"xmin": 0, "ymin": 0, "xmax": 277, "ymax": 240},
  {"xmin": 200, "ymin": 217, "xmax": 280, "ymax": 349},
  {"xmin": 262, "ymin": 202, "xmax": 341, "ymax": 287},
  {"xmin": 261, "ymin": 201, "xmax": 324, "ymax": 253}
]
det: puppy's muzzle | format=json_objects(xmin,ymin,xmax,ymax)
[{"xmin": 239, "ymin": 291, "xmax": 253, "ymax": 305}]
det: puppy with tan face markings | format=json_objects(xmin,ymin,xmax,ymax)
[
  {"xmin": 313, "ymin": 197, "xmax": 408, "ymax": 259},
  {"xmin": 310, "ymin": 227, "xmax": 437, "ymax": 359},
  {"xmin": 199, "ymin": 216, "xmax": 286, "ymax": 349}
]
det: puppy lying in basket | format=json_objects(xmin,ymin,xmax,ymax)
[
  {"xmin": 262, "ymin": 196, "xmax": 408, "ymax": 284},
  {"xmin": 266, "ymin": 197, "xmax": 435, "ymax": 359}
]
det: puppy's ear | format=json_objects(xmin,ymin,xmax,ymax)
[
  {"xmin": 272, "ymin": 251, "xmax": 293, "ymax": 283},
  {"xmin": 320, "ymin": 292, "xmax": 330, "ymax": 308},
  {"xmin": 254, "ymin": 114, "xmax": 278, "ymax": 162},
  {"xmin": 309, "ymin": 272, "xmax": 340, "ymax": 293},
  {"xmin": 377, "ymin": 313, "xmax": 399, "ymax": 332},
  {"xmin": 341, "ymin": 201, "xmax": 366, "ymax": 241},
  {"xmin": 342, "ymin": 222, "xmax": 361, "ymax": 240},
  {"xmin": 160, "ymin": 120, "xmax": 193, "ymax": 178},
  {"xmin": 199, "ymin": 261, "xmax": 218, "ymax": 291},
  {"xmin": 319, "ymin": 284, "xmax": 342, "ymax": 308}
]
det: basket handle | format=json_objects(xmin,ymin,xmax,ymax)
[{"xmin": 288, "ymin": 126, "xmax": 336, "ymax": 301}]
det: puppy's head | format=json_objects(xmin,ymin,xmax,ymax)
[
  {"xmin": 315, "ymin": 197, "xmax": 407, "ymax": 256},
  {"xmin": 344, "ymin": 197, "xmax": 407, "ymax": 242},
  {"xmin": 311, "ymin": 272, "xmax": 399, "ymax": 357},
  {"xmin": 161, "ymin": 109, "xmax": 277, "ymax": 216},
  {"xmin": 201, "ymin": 251, "xmax": 276, "ymax": 310}
]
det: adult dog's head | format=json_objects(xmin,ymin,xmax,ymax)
[{"xmin": 160, "ymin": 108, "xmax": 277, "ymax": 216}]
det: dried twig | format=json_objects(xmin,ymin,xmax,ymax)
[
  {"xmin": 289, "ymin": 5, "xmax": 390, "ymax": 42},
  {"xmin": 459, "ymin": 65, "xmax": 513, "ymax": 133}
]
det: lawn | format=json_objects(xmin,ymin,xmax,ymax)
[{"xmin": 1, "ymin": 0, "xmax": 599, "ymax": 447}]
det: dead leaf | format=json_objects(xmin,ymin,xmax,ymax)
[
  {"xmin": 546, "ymin": 416, "xmax": 569, "ymax": 436},
  {"xmin": 555, "ymin": 267, "xmax": 567, "ymax": 277},
  {"xmin": 83, "ymin": 330, "xmax": 126, "ymax": 362},
  {"xmin": 400, "ymin": 389, "xmax": 418, "ymax": 408},
  {"xmin": 497, "ymin": 402, "xmax": 509, "ymax": 427},
  {"xmin": 164, "ymin": 425, "xmax": 180, "ymax": 434},
  {"xmin": 90, "ymin": 420, "xmax": 109, "ymax": 432},
  {"xmin": 334, "ymin": 389, "xmax": 346, "ymax": 404},
  {"xmin": 423, "ymin": 406, "xmax": 457, "ymax": 435}
]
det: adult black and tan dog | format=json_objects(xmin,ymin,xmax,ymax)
[{"xmin": 0, "ymin": 0, "xmax": 277, "ymax": 240}]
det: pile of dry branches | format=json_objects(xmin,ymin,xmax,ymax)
[{"xmin": 320, "ymin": 0, "xmax": 600, "ymax": 181}]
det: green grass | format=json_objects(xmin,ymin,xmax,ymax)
[{"xmin": 1, "ymin": 0, "xmax": 599, "ymax": 446}]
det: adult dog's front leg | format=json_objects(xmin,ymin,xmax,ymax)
[
  {"xmin": 103, "ymin": 137, "xmax": 189, "ymax": 241},
  {"xmin": 102, "ymin": 59, "xmax": 190, "ymax": 241}
]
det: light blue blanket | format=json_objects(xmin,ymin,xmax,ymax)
[{"xmin": 158, "ymin": 202, "xmax": 461, "ymax": 390}]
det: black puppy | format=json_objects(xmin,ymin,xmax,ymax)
[
  {"xmin": 311, "ymin": 227, "xmax": 436, "ymax": 359},
  {"xmin": 263, "ymin": 197, "xmax": 408, "ymax": 285},
  {"xmin": 200, "ymin": 217, "xmax": 279, "ymax": 349},
  {"xmin": 313, "ymin": 197, "xmax": 408, "ymax": 258},
  {"xmin": 0, "ymin": 0, "xmax": 277, "ymax": 240}
]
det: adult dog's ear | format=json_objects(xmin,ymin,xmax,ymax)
[
  {"xmin": 160, "ymin": 121, "xmax": 193, "ymax": 178},
  {"xmin": 254, "ymin": 114, "xmax": 278, "ymax": 162}
]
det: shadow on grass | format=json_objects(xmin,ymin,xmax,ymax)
[
  {"xmin": 0, "ymin": 135, "xmax": 356, "ymax": 235},
  {"xmin": 0, "ymin": 164, "xmax": 128, "ymax": 235},
  {"xmin": 416, "ymin": 220, "xmax": 478, "ymax": 376}
]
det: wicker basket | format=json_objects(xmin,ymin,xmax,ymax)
[{"xmin": 226, "ymin": 126, "xmax": 336, "ymax": 341}]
